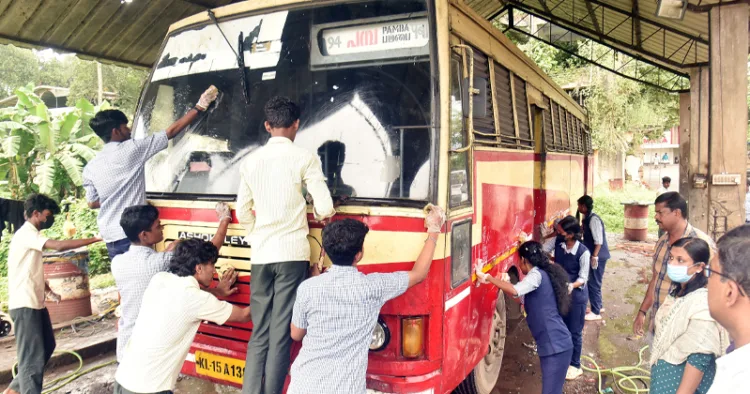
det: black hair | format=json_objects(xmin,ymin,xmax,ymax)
[
  {"xmin": 519, "ymin": 241, "xmax": 571, "ymax": 316},
  {"xmin": 716, "ymin": 224, "xmax": 750, "ymax": 295},
  {"xmin": 662, "ymin": 176, "xmax": 671, "ymax": 183},
  {"xmin": 559, "ymin": 216, "xmax": 583, "ymax": 242},
  {"xmin": 120, "ymin": 204, "xmax": 159, "ymax": 243},
  {"xmin": 670, "ymin": 237, "xmax": 710, "ymax": 298},
  {"xmin": 322, "ymin": 219, "xmax": 369, "ymax": 266},
  {"xmin": 577, "ymin": 195, "xmax": 594, "ymax": 214},
  {"xmin": 89, "ymin": 110, "xmax": 128, "ymax": 143},
  {"xmin": 24, "ymin": 194, "xmax": 60, "ymax": 219},
  {"xmin": 654, "ymin": 191, "xmax": 688, "ymax": 219},
  {"xmin": 168, "ymin": 238, "xmax": 219, "ymax": 277},
  {"xmin": 264, "ymin": 96, "xmax": 300, "ymax": 128}
]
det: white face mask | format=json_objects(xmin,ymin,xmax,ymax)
[{"xmin": 667, "ymin": 263, "xmax": 699, "ymax": 283}]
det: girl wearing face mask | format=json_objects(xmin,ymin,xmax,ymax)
[
  {"xmin": 554, "ymin": 216, "xmax": 590, "ymax": 380},
  {"xmin": 476, "ymin": 241, "xmax": 572, "ymax": 394},
  {"xmin": 649, "ymin": 237, "xmax": 729, "ymax": 394}
]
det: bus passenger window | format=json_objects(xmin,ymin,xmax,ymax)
[{"xmin": 449, "ymin": 56, "xmax": 470, "ymax": 208}]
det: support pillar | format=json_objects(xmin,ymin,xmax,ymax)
[
  {"xmin": 686, "ymin": 67, "xmax": 710, "ymax": 233},
  {"xmin": 678, "ymin": 92, "xmax": 690, "ymax": 197},
  {"xmin": 707, "ymin": 3, "xmax": 748, "ymax": 238}
]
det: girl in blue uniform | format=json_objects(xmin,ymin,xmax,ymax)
[
  {"xmin": 477, "ymin": 241, "xmax": 573, "ymax": 394},
  {"xmin": 555, "ymin": 216, "xmax": 591, "ymax": 381}
]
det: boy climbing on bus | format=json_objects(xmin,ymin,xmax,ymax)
[{"xmin": 286, "ymin": 205, "xmax": 446, "ymax": 394}]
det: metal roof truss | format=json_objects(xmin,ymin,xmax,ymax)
[{"xmin": 499, "ymin": 7, "xmax": 691, "ymax": 92}]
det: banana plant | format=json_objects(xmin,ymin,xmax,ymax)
[{"xmin": 0, "ymin": 85, "xmax": 107, "ymax": 198}]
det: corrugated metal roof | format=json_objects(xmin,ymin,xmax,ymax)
[
  {"xmin": 467, "ymin": 0, "xmax": 718, "ymax": 74},
  {"xmin": 0, "ymin": 0, "xmax": 236, "ymax": 68},
  {"xmin": 0, "ymin": 0, "xmax": 738, "ymax": 75}
]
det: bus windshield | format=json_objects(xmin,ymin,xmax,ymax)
[{"xmin": 134, "ymin": 0, "xmax": 433, "ymax": 201}]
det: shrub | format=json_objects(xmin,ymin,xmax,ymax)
[{"xmin": 592, "ymin": 183, "xmax": 659, "ymax": 234}]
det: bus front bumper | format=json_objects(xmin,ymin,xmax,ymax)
[{"xmin": 365, "ymin": 369, "xmax": 441, "ymax": 394}]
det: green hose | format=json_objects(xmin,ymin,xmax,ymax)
[
  {"xmin": 11, "ymin": 350, "xmax": 116, "ymax": 394},
  {"xmin": 581, "ymin": 345, "xmax": 651, "ymax": 393}
]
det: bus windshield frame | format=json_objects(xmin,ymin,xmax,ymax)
[{"xmin": 133, "ymin": 0, "xmax": 440, "ymax": 207}]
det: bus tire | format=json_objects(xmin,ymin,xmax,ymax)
[{"xmin": 453, "ymin": 290, "xmax": 508, "ymax": 394}]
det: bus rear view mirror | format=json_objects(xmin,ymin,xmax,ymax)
[{"xmin": 462, "ymin": 77, "xmax": 487, "ymax": 118}]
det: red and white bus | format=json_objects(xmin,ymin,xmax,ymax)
[{"xmin": 134, "ymin": 0, "xmax": 592, "ymax": 392}]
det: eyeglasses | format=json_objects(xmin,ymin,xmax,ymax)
[{"xmin": 705, "ymin": 266, "xmax": 747, "ymax": 297}]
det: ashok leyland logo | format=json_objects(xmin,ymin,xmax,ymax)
[{"xmin": 177, "ymin": 231, "xmax": 250, "ymax": 247}]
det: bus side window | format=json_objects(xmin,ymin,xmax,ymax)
[{"xmin": 449, "ymin": 55, "xmax": 471, "ymax": 208}]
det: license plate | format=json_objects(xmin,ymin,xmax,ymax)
[{"xmin": 194, "ymin": 351, "xmax": 245, "ymax": 384}]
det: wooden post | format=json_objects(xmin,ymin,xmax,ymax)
[{"xmin": 708, "ymin": 4, "xmax": 748, "ymax": 237}]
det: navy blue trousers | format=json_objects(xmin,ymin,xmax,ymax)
[
  {"xmin": 563, "ymin": 302, "xmax": 586, "ymax": 368},
  {"xmin": 106, "ymin": 238, "xmax": 130, "ymax": 261},
  {"xmin": 540, "ymin": 348, "xmax": 573, "ymax": 394},
  {"xmin": 588, "ymin": 259, "xmax": 607, "ymax": 315}
]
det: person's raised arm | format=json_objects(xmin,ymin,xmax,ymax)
[
  {"xmin": 165, "ymin": 86, "xmax": 218, "ymax": 139},
  {"xmin": 44, "ymin": 237, "xmax": 101, "ymax": 252},
  {"xmin": 407, "ymin": 205, "xmax": 446, "ymax": 289},
  {"xmin": 210, "ymin": 202, "xmax": 232, "ymax": 251}
]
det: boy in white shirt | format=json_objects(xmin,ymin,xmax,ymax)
[
  {"xmin": 4, "ymin": 194, "xmax": 101, "ymax": 394},
  {"xmin": 113, "ymin": 238, "xmax": 251, "ymax": 394}
]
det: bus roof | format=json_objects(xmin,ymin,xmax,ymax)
[{"xmin": 168, "ymin": 0, "xmax": 314, "ymax": 34}]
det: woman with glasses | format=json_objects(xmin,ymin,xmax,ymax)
[{"xmin": 649, "ymin": 237, "xmax": 729, "ymax": 394}]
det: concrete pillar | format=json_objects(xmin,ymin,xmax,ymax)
[
  {"xmin": 678, "ymin": 92, "xmax": 690, "ymax": 197},
  {"xmin": 687, "ymin": 67, "xmax": 710, "ymax": 232},
  {"xmin": 708, "ymin": 3, "xmax": 748, "ymax": 238}
]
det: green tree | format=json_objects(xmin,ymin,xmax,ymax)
[
  {"xmin": 67, "ymin": 59, "xmax": 147, "ymax": 116},
  {"xmin": 0, "ymin": 85, "xmax": 104, "ymax": 199},
  {"xmin": 0, "ymin": 45, "xmax": 41, "ymax": 97}
]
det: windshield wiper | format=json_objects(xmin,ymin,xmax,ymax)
[{"xmin": 207, "ymin": 10, "xmax": 250, "ymax": 104}]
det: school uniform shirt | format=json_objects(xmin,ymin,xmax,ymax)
[
  {"xmin": 556, "ymin": 241, "xmax": 590, "ymax": 285},
  {"xmin": 707, "ymin": 342, "xmax": 750, "ymax": 394},
  {"xmin": 288, "ymin": 265, "xmax": 409, "ymax": 394},
  {"xmin": 7, "ymin": 222, "xmax": 49, "ymax": 310},
  {"xmin": 515, "ymin": 267, "xmax": 573, "ymax": 357},
  {"xmin": 236, "ymin": 137, "xmax": 335, "ymax": 265},
  {"xmin": 115, "ymin": 272, "xmax": 233, "ymax": 393},
  {"xmin": 110, "ymin": 246, "xmax": 173, "ymax": 362},
  {"xmin": 82, "ymin": 131, "xmax": 168, "ymax": 243}
]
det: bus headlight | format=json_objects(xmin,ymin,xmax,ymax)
[
  {"xmin": 370, "ymin": 319, "xmax": 389, "ymax": 351},
  {"xmin": 402, "ymin": 317, "xmax": 424, "ymax": 359}
]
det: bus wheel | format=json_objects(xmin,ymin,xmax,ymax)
[{"xmin": 454, "ymin": 291, "xmax": 508, "ymax": 394}]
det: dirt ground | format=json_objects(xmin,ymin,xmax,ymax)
[
  {"xmin": 2, "ymin": 233, "xmax": 655, "ymax": 394},
  {"xmin": 492, "ymin": 233, "xmax": 655, "ymax": 394}
]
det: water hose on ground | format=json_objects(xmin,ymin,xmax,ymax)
[
  {"xmin": 11, "ymin": 350, "xmax": 116, "ymax": 394},
  {"xmin": 10, "ymin": 305, "xmax": 119, "ymax": 393},
  {"xmin": 581, "ymin": 345, "xmax": 651, "ymax": 394}
]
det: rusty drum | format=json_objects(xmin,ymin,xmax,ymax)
[
  {"xmin": 43, "ymin": 249, "xmax": 92, "ymax": 324},
  {"xmin": 622, "ymin": 203, "xmax": 652, "ymax": 242}
]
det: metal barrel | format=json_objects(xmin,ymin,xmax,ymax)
[
  {"xmin": 623, "ymin": 203, "xmax": 650, "ymax": 242},
  {"xmin": 43, "ymin": 250, "xmax": 92, "ymax": 324}
]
